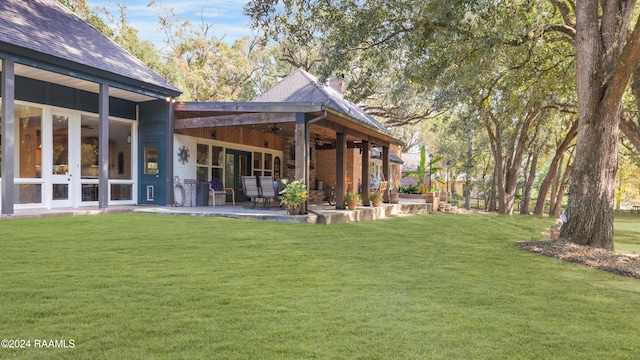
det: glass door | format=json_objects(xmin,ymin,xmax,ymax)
[
  {"xmin": 51, "ymin": 113, "xmax": 78, "ymax": 207},
  {"xmin": 225, "ymin": 149, "xmax": 252, "ymax": 202}
]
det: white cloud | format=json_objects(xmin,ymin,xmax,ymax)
[{"xmin": 87, "ymin": 0, "xmax": 256, "ymax": 47}]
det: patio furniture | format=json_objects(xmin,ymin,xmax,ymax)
[
  {"xmin": 242, "ymin": 176, "xmax": 262, "ymax": 208},
  {"xmin": 378, "ymin": 181, "xmax": 388, "ymax": 192},
  {"xmin": 259, "ymin": 176, "xmax": 278, "ymax": 208},
  {"xmin": 209, "ymin": 180, "xmax": 235, "ymax": 206}
]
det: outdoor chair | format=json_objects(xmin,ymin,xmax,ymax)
[
  {"xmin": 258, "ymin": 176, "xmax": 278, "ymax": 208},
  {"xmin": 378, "ymin": 180, "xmax": 388, "ymax": 201},
  {"xmin": 242, "ymin": 175, "xmax": 262, "ymax": 208},
  {"xmin": 209, "ymin": 179, "xmax": 235, "ymax": 206},
  {"xmin": 378, "ymin": 181, "xmax": 388, "ymax": 193}
]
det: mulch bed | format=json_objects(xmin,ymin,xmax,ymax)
[{"xmin": 516, "ymin": 239, "xmax": 640, "ymax": 280}]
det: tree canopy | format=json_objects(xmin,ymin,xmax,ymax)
[{"xmin": 246, "ymin": 0, "xmax": 640, "ymax": 249}]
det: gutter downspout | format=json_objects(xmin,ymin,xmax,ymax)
[{"xmin": 304, "ymin": 110, "xmax": 327, "ymax": 211}]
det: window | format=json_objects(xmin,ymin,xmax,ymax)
[
  {"xmin": 212, "ymin": 146, "xmax": 223, "ymax": 166},
  {"xmin": 211, "ymin": 146, "xmax": 224, "ymax": 184},
  {"xmin": 16, "ymin": 105, "xmax": 42, "ymax": 178},
  {"xmin": 144, "ymin": 146, "xmax": 158, "ymax": 174},
  {"xmin": 14, "ymin": 184, "xmax": 42, "ymax": 204},
  {"xmin": 197, "ymin": 144, "xmax": 226, "ymax": 185},
  {"xmin": 81, "ymin": 115, "xmax": 99, "ymax": 178},
  {"xmin": 52, "ymin": 114, "xmax": 68, "ymax": 175},
  {"xmin": 197, "ymin": 144, "xmax": 209, "ymax": 182},
  {"xmin": 109, "ymin": 120, "xmax": 132, "ymax": 179},
  {"xmin": 264, "ymin": 153, "xmax": 273, "ymax": 177},
  {"xmin": 254, "ymin": 152, "xmax": 262, "ymax": 169},
  {"xmin": 111, "ymin": 184, "xmax": 132, "ymax": 200}
]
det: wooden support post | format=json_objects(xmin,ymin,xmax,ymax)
[
  {"xmin": 382, "ymin": 146, "xmax": 390, "ymax": 202},
  {"xmin": 294, "ymin": 113, "xmax": 307, "ymax": 213},
  {"xmin": 361, "ymin": 140, "xmax": 370, "ymax": 206},
  {"xmin": 335, "ymin": 131, "xmax": 347, "ymax": 209},
  {"xmin": 294, "ymin": 113, "xmax": 306, "ymax": 182}
]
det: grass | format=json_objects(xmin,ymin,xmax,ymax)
[
  {"xmin": 1, "ymin": 213, "xmax": 640, "ymax": 359},
  {"xmin": 614, "ymin": 212, "xmax": 640, "ymax": 254}
]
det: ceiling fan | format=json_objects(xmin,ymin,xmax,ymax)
[{"xmin": 262, "ymin": 124, "xmax": 281, "ymax": 134}]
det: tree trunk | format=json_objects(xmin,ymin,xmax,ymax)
[
  {"xmin": 488, "ymin": 166, "xmax": 498, "ymax": 212},
  {"xmin": 549, "ymin": 154, "xmax": 563, "ymax": 214},
  {"xmin": 619, "ymin": 68, "xmax": 640, "ymax": 153},
  {"xmin": 520, "ymin": 151, "xmax": 538, "ymax": 215},
  {"xmin": 464, "ymin": 133, "xmax": 472, "ymax": 210},
  {"xmin": 560, "ymin": 103, "xmax": 618, "ymax": 249},
  {"xmin": 485, "ymin": 120, "xmax": 506, "ymax": 214},
  {"xmin": 533, "ymin": 120, "xmax": 577, "ymax": 215},
  {"xmin": 619, "ymin": 107, "xmax": 640, "ymax": 152},
  {"xmin": 552, "ymin": 162, "xmax": 572, "ymax": 218},
  {"xmin": 561, "ymin": 0, "xmax": 640, "ymax": 249}
]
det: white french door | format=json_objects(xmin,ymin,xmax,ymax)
[{"xmin": 50, "ymin": 112, "xmax": 79, "ymax": 207}]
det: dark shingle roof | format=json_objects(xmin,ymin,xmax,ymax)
[
  {"xmin": 0, "ymin": 0, "xmax": 180, "ymax": 95},
  {"xmin": 253, "ymin": 69, "xmax": 391, "ymax": 134},
  {"xmin": 371, "ymin": 147, "xmax": 404, "ymax": 164}
]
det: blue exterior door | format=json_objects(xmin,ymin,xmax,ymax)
[{"xmin": 139, "ymin": 139, "xmax": 165, "ymax": 205}]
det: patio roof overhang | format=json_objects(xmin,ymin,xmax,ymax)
[{"xmin": 173, "ymin": 101, "xmax": 401, "ymax": 147}]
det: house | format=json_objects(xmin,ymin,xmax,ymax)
[
  {"xmin": 0, "ymin": 1, "xmax": 401, "ymax": 214},
  {"xmin": 0, "ymin": 0, "xmax": 181, "ymax": 214},
  {"xmin": 173, "ymin": 69, "xmax": 403, "ymax": 208}
]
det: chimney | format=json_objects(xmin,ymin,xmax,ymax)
[{"xmin": 328, "ymin": 74, "xmax": 346, "ymax": 94}]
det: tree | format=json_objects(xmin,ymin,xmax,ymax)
[
  {"xmin": 248, "ymin": 0, "xmax": 640, "ymax": 249},
  {"xmin": 556, "ymin": 0, "xmax": 640, "ymax": 249},
  {"xmin": 247, "ymin": 0, "xmax": 576, "ymax": 215},
  {"xmin": 532, "ymin": 116, "xmax": 577, "ymax": 216},
  {"xmin": 58, "ymin": 0, "xmax": 113, "ymax": 36},
  {"xmin": 100, "ymin": 2, "xmax": 176, "ymax": 81}
]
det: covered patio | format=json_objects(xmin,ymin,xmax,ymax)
[{"xmin": 173, "ymin": 69, "xmax": 402, "ymax": 210}]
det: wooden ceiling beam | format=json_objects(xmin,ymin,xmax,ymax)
[{"xmin": 175, "ymin": 113, "xmax": 296, "ymax": 129}]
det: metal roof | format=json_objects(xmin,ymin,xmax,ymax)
[
  {"xmin": 253, "ymin": 69, "xmax": 392, "ymax": 135},
  {"xmin": 0, "ymin": 0, "xmax": 181, "ymax": 100}
]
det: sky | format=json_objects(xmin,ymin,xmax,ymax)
[{"xmin": 87, "ymin": 0, "xmax": 260, "ymax": 48}]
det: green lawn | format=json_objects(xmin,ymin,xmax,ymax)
[
  {"xmin": 1, "ymin": 213, "xmax": 640, "ymax": 359},
  {"xmin": 613, "ymin": 212, "xmax": 640, "ymax": 254}
]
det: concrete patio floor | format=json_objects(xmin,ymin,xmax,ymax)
[{"xmin": 0, "ymin": 199, "xmax": 434, "ymax": 224}]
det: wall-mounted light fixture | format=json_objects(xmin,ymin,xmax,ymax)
[
  {"xmin": 264, "ymin": 140, "xmax": 269, "ymax": 148},
  {"xmin": 211, "ymin": 130, "xmax": 217, "ymax": 139}
]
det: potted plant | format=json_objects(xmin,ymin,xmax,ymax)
[
  {"xmin": 279, "ymin": 179, "xmax": 308, "ymax": 215},
  {"xmin": 368, "ymin": 188, "xmax": 383, "ymax": 207},
  {"xmin": 344, "ymin": 191, "xmax": 361, "ymax": 210}
]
